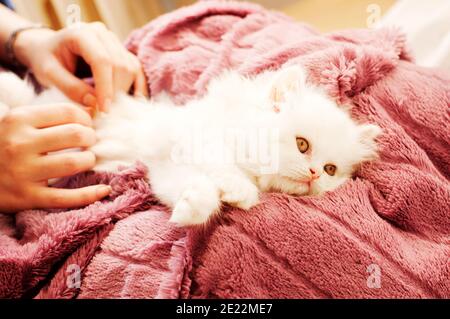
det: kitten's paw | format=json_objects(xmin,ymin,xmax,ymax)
[
  {"xmin": 170, "ymin": 198, "xmax": 199, "ymax": 226},
  {"xmin": 90, "ymin": 139, "xmax": 136, "ymax": 171},
  {"xmin": 169, "ymin": 177, "xmax": 219, "ymax": 226},
  {"xmin": 215, "ymin": 174, "xmax": 259, "ymax": 210}
]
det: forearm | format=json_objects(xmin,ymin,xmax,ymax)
[{"xmin": 0, "ymin": 5, "xmax": 34, "ymax": 64}]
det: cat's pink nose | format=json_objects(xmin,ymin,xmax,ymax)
[{"xmin": 309, "ymin": 168, "xmax": 320, "ymax": 180}]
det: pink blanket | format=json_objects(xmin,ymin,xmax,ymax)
[{"xmin": 1, "ymin": 1, "xmax": 449, "ymax": 299}]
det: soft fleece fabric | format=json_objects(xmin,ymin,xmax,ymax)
[{"xmin": 0, "ymin": 1, "xmax": 449, "ymax": 299}]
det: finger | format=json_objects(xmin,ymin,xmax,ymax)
[
  {"xmin": 91, "ymin": 24, "xmax": 145, "ymax": 98},
  {"xmin": 33, "ymin": 151, "xmax": 96, "ymax": 181},
  {"xmin": 83, "ymin": 106, "xmax": 97, "ymax": 118},
  {"xmin": 65, "ymin": 30, "xmax": 114, "ymax": 112},
  {"xmin": 32, "ymin": 184, "xmax": 112, "ymax": 209},
  {"xmin": 92, "ymin": 59, "xmax": 114, "ymax": 112},
  {"xmin": 132, "ymin": 58, "xmax": 149, "ymax": 97},
  {"xmin": 41, "ymin": 59, "xmax": 97, "ymax": 108},
  {"xmin": 94, "ymin": 28, "xmax": 135, "ymax": 96},
  {"xmin": 36, "ymin": 124, "xmax": 96, "ymax": 153},
  {"xmin": 24, "ymin": 103, "xmax": 92, "ymax": 129}
]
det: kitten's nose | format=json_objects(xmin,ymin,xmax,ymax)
[{"xmin": 309, "ymin": 168, "xmax": 320, "ymax": 180}]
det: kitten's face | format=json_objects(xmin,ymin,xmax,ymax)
[{"xmin": 262, "ymin": 65, "xmax": 381, "ymax": 196}]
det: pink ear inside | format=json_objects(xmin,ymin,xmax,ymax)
[{"xmin": 269, "ymin": 65, "xmax": 305, "ymax": 113}]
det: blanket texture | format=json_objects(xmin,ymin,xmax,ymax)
[{"xmin": 0, "ymin": 1, "xmax": 449, "ymax": 299}]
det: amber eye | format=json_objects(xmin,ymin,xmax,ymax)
[
  {"xmin": 324, "ymin": 164, "xmax": 337, "ymax": 176},
  {"xmin": 296, "ymin": 137, "xmax": 309, "ymax": 153}
]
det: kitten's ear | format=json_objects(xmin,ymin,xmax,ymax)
[
  {"xmin": 358, "ymin": 124, "xmax": 382, "ymax": 160},
  {"xmin": 270, "ymin": 65, "xmax": 306, "ymax": 113}
]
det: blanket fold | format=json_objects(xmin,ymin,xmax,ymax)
[
  {"xmin": 0, "ymin": 164, "xmax": 158, "ymax": 298},
  {"xmin": 0, "ymin": 1, "xmax": 448, "ymax": 299}
]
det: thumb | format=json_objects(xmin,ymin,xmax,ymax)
[{"xmin": 40, "ymin": 60, "xmax": 98, "ymax": 109}]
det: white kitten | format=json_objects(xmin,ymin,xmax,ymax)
[
  {"xmin": 0, "ymin": 65, "xmax": 381, "ymax": 226},
  {"xmin": 0, "ymin": 72, "xmax": 36, "ymax": 119}
]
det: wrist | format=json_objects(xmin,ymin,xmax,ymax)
[{"xmin": 9, "ymin": 26, "xmax": 55, "ymax": 69}]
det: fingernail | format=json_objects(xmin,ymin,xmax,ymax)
[
  {"xmin": 85, "ymin": 107, "xmax": 97, "ymax": 119},
  {"xmin": 83, "ymin": 93, "xmax": 97, "ymax": 108},
  {"xmin": 97, "ymin": 185, "xmax": 112, "ymax": 198},
  {"xmin": 86, "ymin": 106, "xmax": 99, "ymax": 119}
]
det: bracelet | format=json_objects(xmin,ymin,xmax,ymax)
[{"xmin": 4, "ymin": 25, "xmax": 50, "ymax": 69}]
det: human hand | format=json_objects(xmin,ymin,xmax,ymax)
[
  {"xmin": 0, "ymin": 102, "xmax": 111, "ymax": 212},
  {"xmin": 13, "ymin": 22, "xmax": 148, "ymax": 112}
]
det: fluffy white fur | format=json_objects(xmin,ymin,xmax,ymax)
[
  {"xmin": 0, "ymin": 72, "xmax": 36, "ymax": 119},
  {"xmin": 0, "ymin": 65, "xmax": 381, "ymax": 226}
]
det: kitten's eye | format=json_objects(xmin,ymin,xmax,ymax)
[
  {"xmin": 324, "ymin": 164, "xmax": 337, "ymax": 176},
  {"xmin": 296, "ymin": 137, "xmax": 309, "ymax": 153}
]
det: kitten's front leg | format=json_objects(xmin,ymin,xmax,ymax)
[
  {"xmin": 149, "ymin": 162, "xmax": 221, "ymax": 226},
  {"xmin": 209, "ymin": 169, "xmax": 260, "ymax": 210},
  {"xmin": 170, "ymin": 175, "xmax": 221, "ymax": 226}
]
